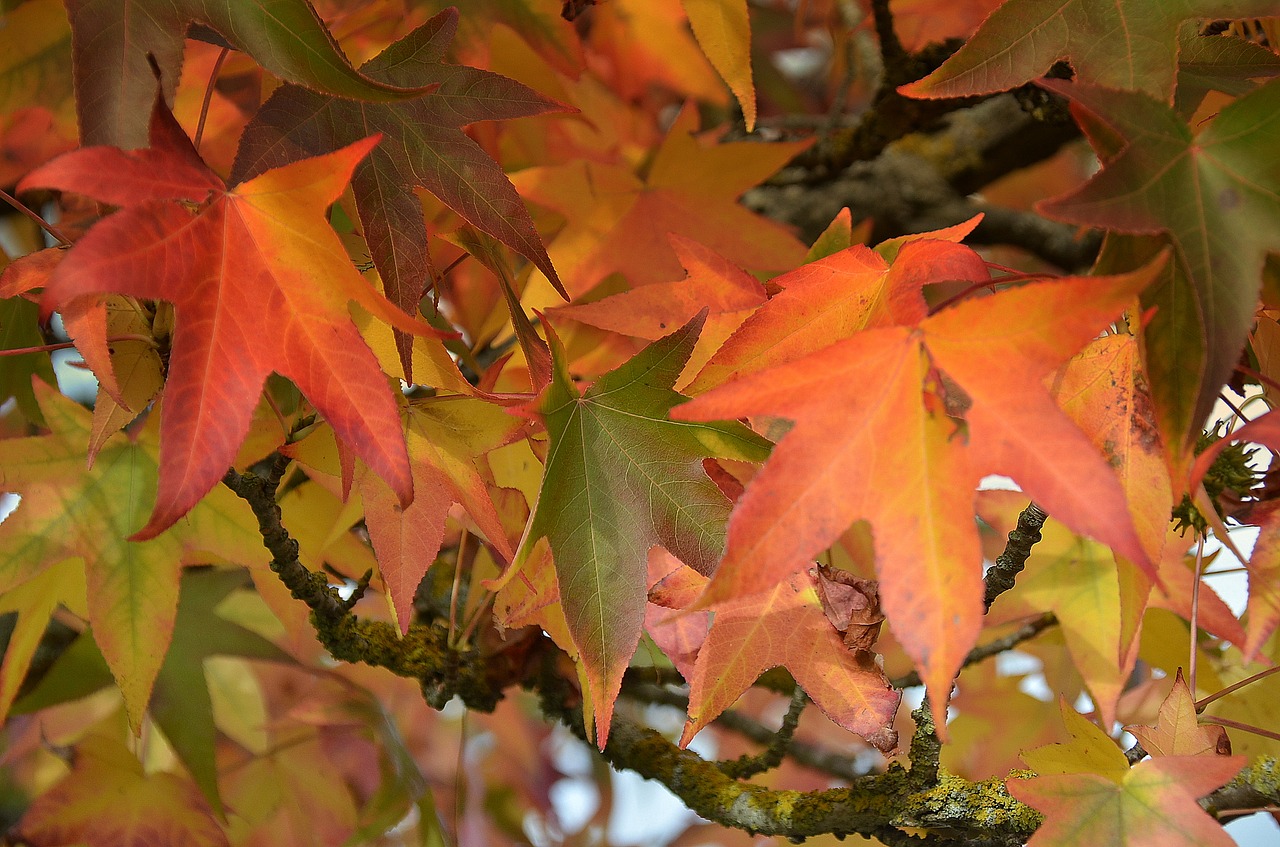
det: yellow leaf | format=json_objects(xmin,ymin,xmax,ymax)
[{"xmin": 683, "ymin": 0, "xmax": 756, "ymax": 130}]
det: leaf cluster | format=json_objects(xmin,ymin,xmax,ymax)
[{"xmin": 1, "ymin": 2, "xmax": 1280, "ymax": 846}]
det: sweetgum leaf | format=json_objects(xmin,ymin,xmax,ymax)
[
  {"xmin": 0, "ymin": 384, "xmax": 265, "ymax": 734},
  {"xmin": 1127, "ymin": 669, "xmax": 1232, "ymax": 758},
  {"xmin": 65, "ymin": 0, "xmax": 434, "ymax": 148},
  {"xmin": 20, "ymin": 98, "xmax": 444, "ymax": 539},
  {"xmin": 677, "ymin": 564, "xmax": 900, "ymax": 752},
  {"xmin": 512, "ymin": 107, "xmax": 809, "ymax": 298},
  {"xmin": 676, "ymin": 260, "xmax": 1164, "ymax": 726},
  {"xmin": 899, "ymin": 0, "xmax": 1280, "ymax": 102},
  {"xmin": 517, "ymin": 313, "xmax": 771, "ymax": 746},
  {"xmin": 232, "ymin": 8, "xmax": 566, "ymax": 379},
  {"xmin": 1010, "ymin": 701, "xmax": 1245, "ymax": 847},
  {"xmin": 16, "ymin": 722, "xmax": 228, "ymax": 847},
  {"xmin": 1039, "ymin": 78, "xmax": 1280, "ymax": 462}
]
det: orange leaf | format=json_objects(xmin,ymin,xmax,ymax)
[
  {"xmin": 1127, "ymin": 669, "xmax": 1232, "ymax": 758},
  {"xmin": 676, "ymin": 257, "xmax": 1166, "ymax": 724},
  {"xmin": 19, "ymin": 98, "xmax": 447, "ymax": 539},
  {"xmin": 677, "ymin": 564, "xmax": 899, "ymax": 751},
  {"xmin": 512, "ymin": 107, "xmax": 809, "ymax": 299},
  {"xmin": 686, "ymin": 220, "xmax": 988, "ymax": 393}
]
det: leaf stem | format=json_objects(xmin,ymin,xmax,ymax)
[
  {"xmin": 0, "ymin": 334, "xmax": 160, "ymax": 357},
  {"xmin": 1200, "ymin": 715, "xmax": 1280, "ymax": 744},
  {"xmin": 1190, "ymin": 534, "xmax": 1205, "ymax": 693},
  {"xmin": 193, "ymin": 47, "xmax": 229, "ymax": 154},
  {"xmin": 1197, "ymin": 666, "xmax": 1280, "ymax": 712},
  {"xmin": 0, "ymin": 188, "xmax": 72, "ymax": 246}
]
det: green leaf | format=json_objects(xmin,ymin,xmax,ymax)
[
  {"xmin": 65, "ymin": 0, "xmax": 434, "ymax": 148},
  {"xmin": 0, "ymin": 384, "xmax": 266, "ymax": 733},
  {"xmin": 0, "ymin": 296, "xmax": 57, "ymax": 424},
  {"xmin": 517, "ymin": 312, "xmax": 771, "ymax": 746},
  {"xmin": 1174, "ymin": 25, "xmax": 1280, "ymax": 118},
  {"xmin": 149, "ymin": 568, "xmax": 292, "ymax": 817},
  {"xmin": 899, "ymin": 0, "xmax": 1280, "ymax": 102},
  {"xmin": 1038, "ymin": 78, "xmax": 1280, "ymax": 459}
]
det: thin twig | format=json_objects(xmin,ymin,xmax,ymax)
[
  {"xmin": 891, "ymin": 612, "xmax": 1057, "ymax": 689},
  {"xmin": 0, "ymin": 188, "xmax": 72, "ymax": 246},
  {"xmin": 717, "ymin": 687, "xmax": 808, "ymax": 779}
]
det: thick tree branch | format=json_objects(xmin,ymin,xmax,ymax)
[
  {"xmin": 984, "ymin": 501, "xmax": 1048, "ymax": 610},
  {"xmin": 751, "ymin": 94, "xmax": 1090, "ymax": 268},
  {"xmin": 224, "ymin": 461, "xmax": 1280, "ymax": 844}
]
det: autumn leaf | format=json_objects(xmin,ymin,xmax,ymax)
[
  {"xmin": 683, "ymin": 0, "xmax": 755, "ymax": 130},
  {"xmin": 511, "ymin": 107, "xmax": 809, "ymax": 299},
  {"xmin": 0, "ymin": 384, "xmax": 268, "ymax": 732},
  {"xmin": 676, "ymin": 563, "xmax": 900, "ymax": 751},
  {"xmin": 0, "ymin": 293, "xmax": 57, "ymax": 425},
  {"xmin": 675, "ymin": 260, "xmax": 1164, "ymax": 724},
  {"xmin": 16, "ymin": 720, "xmax": 229, "ymax": 847},
  {"xmin": 232, "ymin": 8, "xmax": 566, "ymax": 378},
  {"xmin": 0, "ymin": 559, "xmax": 85, "ymax": 724},
  {"xmin": 686, "ymin": 218, "xmax": 989, "ymax": 393},
  {"xmin": 64, "ymin": 0, "xmax": 435, "ymax": 149},
  {"xmin": 899, "ymin": 0, "xmax": 1280, "ymax": 102},
  {"xmin": 0, "ymin": 0, "xmax": 76, "ymax": 184},
  {"xmin": 150, "ymin": 568, "xmax": 294, "ymax": 814},
  {"xmin": 1037, "ymin": 78, "xmax": 1280, "ymax": 462},
  {"xmin": 20, "ymin": 98, "xmax": 446, "ymax": 540},
  {"xmin": 293, "ymin": 396, "xmax": 527, "ymax": 633},
  {"xmin": 1127, "ymin": 669, "xmax": 1231, "ymax": 758},
  {"xmin": 516, "ymin": 313, "xmax": 772, "ymax": 746},
  {"xmin": 550, "ymin": 233, "xmax": 767, "ymax": 385},
  {"xmin": 1008, "ymin": 700, "xmax": 1245, "ymax": 847}
]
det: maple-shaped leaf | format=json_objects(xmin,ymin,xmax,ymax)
[
  {"xmin": 16, "ymin": 720, "xmax": 228, "ymax": 847},
  {"xmin": 511, "ymin": 107, "xmax": 810, "ymax": 299},
  {"xmin": 687, "ymin": 219, "xmax": 989, "ymax": 393},
  {"xmin": 899, "ymin": 0, "xmax": 1280, "ymax": 102},
  {"xmin": 64, "ymin": 0, "xmax": 435, "ymax": 149},
  {"xmin": 1009, "ymin": 700, "xmax": 1244, "ymax": 847},
  {"xmin": 676, "ymin": 261, "xmax": 1164, "ymax": 724},
  {"xmin": 1037, "ymin": 78, "xmax": 1280, "ymax": 460},
  {"xmin": 20, "ymin": 99, "xmax": 444, "ymax": 540},
  {"xmin": 515, "ymin": 313, "xmax": 772, "ymax": 746},
  {"xmin": 1127, "ymin": 669, "xmax": 1232, "ymax": 758},
  {"xmin": 0, "ymin": 384, "xmax": 266, "ymax": 731},
  {"xmin": 677, "ymin": 564, "xmax": 900, "ymax": 751},
  {"xmin": 232, "ymin": 8, "xmax": 566, "ymax": 378}
]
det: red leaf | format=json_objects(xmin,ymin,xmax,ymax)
[{"xmin": 20, "ymin": 100, "xmax": 446, "ymax": 539}]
